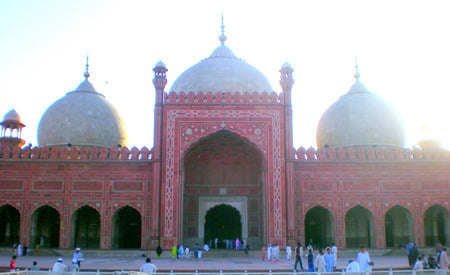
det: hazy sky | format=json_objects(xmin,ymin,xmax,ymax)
[{"xmin": 1, "ymin": 0, "xmax": 449, "ymax": 149}]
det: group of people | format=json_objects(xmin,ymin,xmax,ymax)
[
  {"xmin": 51, "ymin": 248, "xmax": 84, "ymax": 272},
  {"xmin": 290, "ymin": 243, "xmax": 339, "ymax": 272},
  {"xmin": 171, "ymin": 243, "xmax": 211, "ymax": 259},
  {"xmin": 261, "ymin": 243, "xmax": 282, "ymax": 262},
  {"xmin": 409, "ymin": 245, "xmax": 450, "ymax": 270}
]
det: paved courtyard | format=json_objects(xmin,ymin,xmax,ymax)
[{"xmin": 0, "ymin": 253, "xmax": 411, "ymax": 272}]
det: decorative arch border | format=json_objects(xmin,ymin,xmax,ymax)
[
  {"xmin": 111, "ymin": 204, "xmax": 143, "ymax": 218},
  {"xmin": 29, "ymin": 201, "xmax": 62, "ymax": 215},
  {"xmin": 162, "ymin": 108, "xmax": 284, "ymax": 242},
  {"xmin": 0, "ymin": 202, "xmax": 22, "ymax": 215}
]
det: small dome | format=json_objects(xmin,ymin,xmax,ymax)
[
  {"xmin": 3, "ymin": 109, "xmax": 22, "ymax": 123},
  {"xmin": 169, "ymin": 44, "xmax": 273, "ymax": 94},
  {"xmin": 316, "ymin": 79, "xmax": 406, "ymax": 148},
  {"xmin": 37, "ymin": 73, "xmax": 128, "ymax": 148}
]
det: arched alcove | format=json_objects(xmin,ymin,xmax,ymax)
[
  {"xmin": 31, "ymin": 205, "xmax": 60, "ymax": 248},
  {"xmin": 385, "ymin": 205, "xmax": 413, "ymax": 247},
  {"xmin": 305, "ymin": 205, "xmax": 334, "ymax": 248},
  {"xmin": 72, "ymin": 205, "xmax": 100, "ymax": 248},
  {"xmin": 112, "ymin": 206, "xmax": 142, "ymax": 248},
  {"xmin": 0, "ymin": 204, "xmax": 20, "ymax": 246},
  {"xmin": 345, "ymin": 205, "xmax": 374, "ymax": 248},
  {"xmin": 424, "ymin": 204, "xmax": 449, "ymax": 246}
]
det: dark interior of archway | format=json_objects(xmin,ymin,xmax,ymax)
[
  {"xmin": 305, "ymin": 207, "xmax": 333, "ymax": 248},
  {"xmin": 74, "ymin": 206, "xmax": 100, "ymax": 248},
  {"xmin": 345, "ymin": 206, "xmax": 373, "ymax": 248},
  {"xmin": 33, "ymin": 206, "xmax": 60, "ymax": 248},
  {"xmin": 113, "ymin": 207, "xmax": 141, "ymax": 249},
  {"xmin": 0, "ymin": 205, "xmax": 20, "ymax": 246},
  {"xmin": 385, "ymin": 206, "xmax": 413, "ymax": 248},
  {"xmin": 425, "ymin": 206, "xmax": 448, "ymax": 246},
  {"xmin": 204, "ymin": 204, "xmax": 241, "ymax": 248},
  {"xmin": 183, "ymin": 130, "xmax": 263, "ymax": 247}
]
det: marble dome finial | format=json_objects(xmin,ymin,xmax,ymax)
[
  {"xmin": 354, "ymin": 57, "xmax": 360, "ymax": 80},
  {"xmin": 219, "ymin": 13, "xmax": 227, "ymax": 45},
  {"xmin": 84, "ymin": 55, "xmax": 90, "ymax": 80}
]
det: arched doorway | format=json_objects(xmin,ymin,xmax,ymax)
[
  {"xmin": 204, "ymin": 204, "xmax": 241, "ymax": 248},
  {"xmin": 72, "ymin": 206, "xmax": 100, "ymax": 248},
  {"xmin": 112, "ymin": 206, "xmax": 141, "ymax": 248},
  {"xmin": 0, "ymin": 204, "xmax": 20, "ymax": 246},
  {"xmin": 345, "ymin": 205, "xmax": 374, "ymax": 248},
  {"xmin": 31, "ymin": 205, "xmax": 60, "ymax": 248},
  {"xmin": 424, "ymin": 205, "xmax": 449, "ymax": 246},
  {"xmin": 183, "ymin": 130, "xmax": 264, "ymax": 248},
  {"xmin": 305, "ymin": 206, "xmax": 334, "ymax": 248},
  {"xmin": 385, "ymin": 205, "xmax": 413, "ymax": 248}
]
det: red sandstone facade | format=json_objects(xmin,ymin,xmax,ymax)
[{"xmin": 0, "ymin": 64, "xmax": 449, "ymax": 251}]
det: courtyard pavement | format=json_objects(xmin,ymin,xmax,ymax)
[{"xmin": 0, "ymin": 253, "xmax": 412, "ymax": 272}]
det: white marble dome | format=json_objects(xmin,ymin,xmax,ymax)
[
  {"xmin": 316, "ymin": 78, "xmax": 406, "ymax": 148},
  {"xmin": 37, "ymin": 73, "xmax": 128, "ymax": 147},
  {"xmin": 169, "ymin": 35, "xmax": 273, "ymax": 94}
]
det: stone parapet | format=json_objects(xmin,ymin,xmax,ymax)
[
  {"xmin": 164, "ymin": 91, "xmax": 282, "ymax": 105},
  {"xmin": 295, "ymin": 146, "xmax": 450, "ymax": 161},
  {"xmin": 0, "ymin": 145, "xmax": 153, "ymax": 161}
]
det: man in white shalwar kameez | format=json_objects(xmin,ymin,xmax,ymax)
[
  {"xmin": 266, "ymin": 244, "xmax": 272, "ymax": 261},
  {"xmin": 315, "ymin": 249, "xmax": 326, "ymax": 272},
  {"xmin": 357, "ymin": 246, "xmax": 371, "ymax": 272}
]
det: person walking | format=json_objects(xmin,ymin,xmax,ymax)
[
  {"xmin": 440, "ymin": 247, "xmax": 449, "ymax": 270},
  {"xmin": 357, "ymin": 246, "xmax": 372, "ymax": 272},
  {"xmin": 10, "ymin": 255, "xmax": 17, "ymax": 271},
  {"xmin": 286, "ymin": 245, "xmax": 292, "ymax": 261},
  {"xmin": 294, "ymin": 242, "xmax": 304, "ymax": 271},
  {"xmin": 140, "ymin": 257, "xmax": 157, "ymax": 275},
  {"xmin": 324, "ymin": 247, "xmax": 335, "ymax": 272},
  {"xmin": 307, "ymin": 249, "xmax": 314, "ymax": 272},
  {"xmin": 315, "ymin": 249, "xmax": 326, "ymax": 272},
  {"xmin": 72, "ymin": 247, "xmax": 83, "ymax": 268}
]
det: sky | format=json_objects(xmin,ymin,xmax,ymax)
[{"xmin": 1, "ymin": 0, "xmax": 450, "ymax": 150}]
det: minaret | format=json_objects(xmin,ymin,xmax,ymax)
[
  {"xmin": 152, "ymin": 60, "xmax": 168, "ymax": 159},
  {"xmin": 280, "ymin": 62, "xmax": 295, "ymax": 157},
  {"xmin": 0, "ymin": 109, "xmax": 26, "ymax": 148}
]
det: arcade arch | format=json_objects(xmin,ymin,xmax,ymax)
[
  {"xmin": 71, "ymin": 205, "xmax": 100, "ymax": 248},
  {"xmin": 305, "ymin": 205, "xmax": 334, "ymax": 248},
  {"xmin": 111, "ymin": 206, "xmax": 142, "ymax": 248},
  {"xmin": 385, "ymin": 205, "xmax": 413, "ymax": 247},
  {"xmin": 424, "ymin": 204, "xmax": 449, "ymax": 246},
  {"xmin": 0, "ymin": 204, "xmax": 20, "ymax": 246},
  {"xmin": 183, "ymin": 130, "xmax": 264, "ymax": 248},
  {"xmin": 30, "ymin": 205, "xmax": 60, "ymax": 248},
  {"xmin": 345, "ymin": 205, "xmax": 374, "ymax": 248}
]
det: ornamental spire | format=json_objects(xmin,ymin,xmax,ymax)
[
  {"xmin": 84, "ymin": 55, "xmax": 90, "ymax": 80},
  {"xmin": 354, "ymin": 57, "xmax": 360, "ymax": 80},
  {"xmin": 219, "ymin": 13, "xmax": 227, "ymax": 45}
]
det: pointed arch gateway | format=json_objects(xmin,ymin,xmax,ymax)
[
  {"xmin": 183, "ymin": 130, "xmax": 264, "ymax": 248},
  {"xmin": 31, "ymin": 205, "xmax": 60, "ymax": 248}
]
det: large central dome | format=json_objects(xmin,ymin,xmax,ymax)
[{"xmin": 169, "ymin": 24, "xmax": 273, "ymax": 94}]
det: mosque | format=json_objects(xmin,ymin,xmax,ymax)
[{"xmin": 0, "ymin": 22, "xmax": 449, "ymax": 251}]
